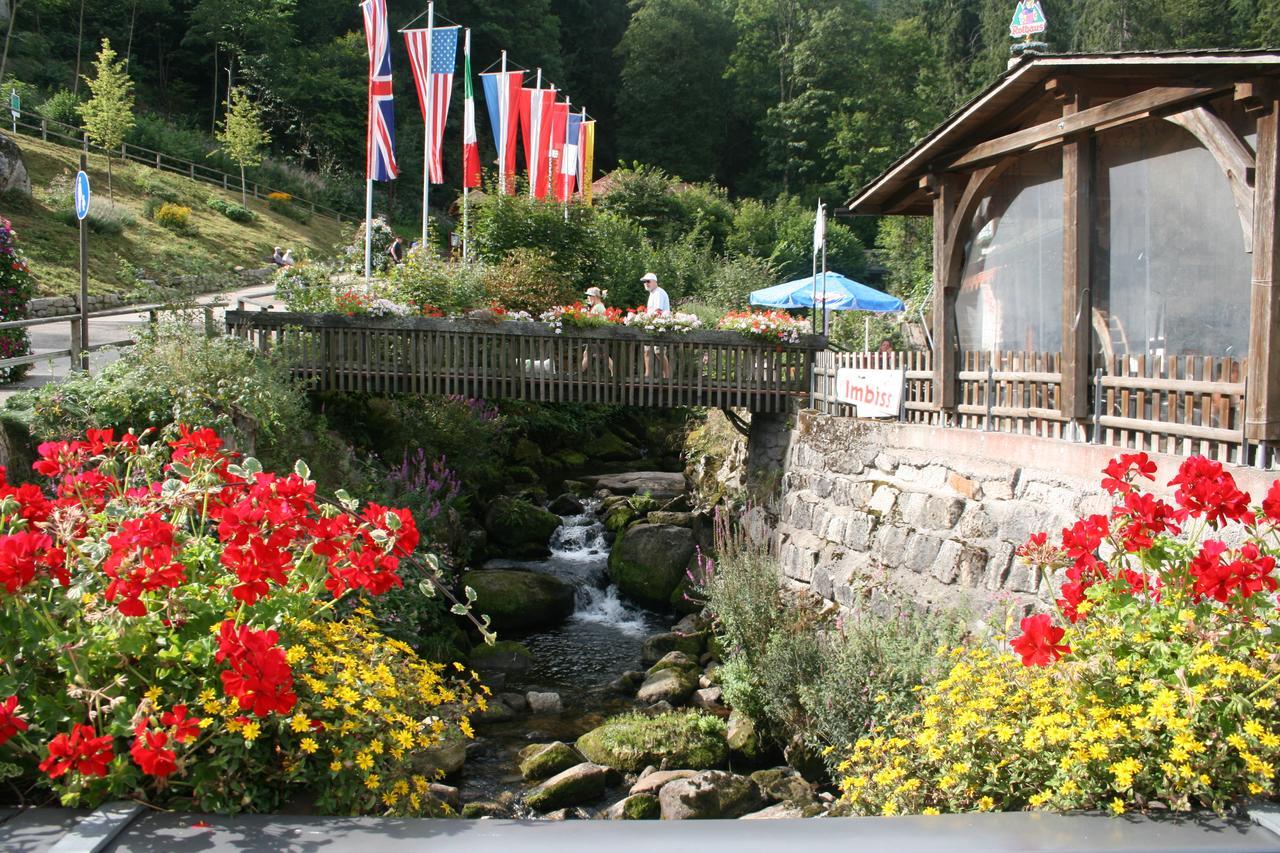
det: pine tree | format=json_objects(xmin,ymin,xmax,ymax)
[
  {"xmin": 216, "ymin": 86, "xmax": 270, "ymax": 208},
  {"xmin": 78, "ymin": 38, "xmax": 135, "ymax": 204}
]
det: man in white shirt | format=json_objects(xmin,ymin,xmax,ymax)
[{"xmin": 641, "ymin": 272, "xmax": 671, "ymax": 378}]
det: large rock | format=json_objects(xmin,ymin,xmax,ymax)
[
  {"xmin": 484, "ymin": 497, "xmax": 561, "ymax": 556},
  {"xmin": 605, "ymin": 794, "xmax": 660, "ymax": 820},
  {"xmin": 658, "ymin": 771, "xmax": 765, "ymax": 820},
  {"xmin": 583, "ymin": 471, "xmax": 687, "ymax": 499},
  {"xmin": 646, "ymin": 651, "xmax": 698, "ymax": 675},
  {"xmin": 640, "ymin": 631, "xmax": 705, "ymax": 664},
  {"xmin": 526, "ymin": 691, "xmax": 563, "ymax": 714},
  {"xmin": 461, "ymin": 569, "xmax": 575, "ymax": 632},
  {"xmin": 421, "ymin": 729, "xmax": 467, "ymax": 777},
  {"xmin": 525, "ymin": 762, "xmax": 612, "ymax": 812},
  {"xmin": 519, "ymin": 741, "xmax": 584, "ymax": 781},
  {"xmin": 0, "ymin": 135, "xmax": 30, "ymax": 197},
  {"xmin": 581, "ymin": 430, "xmax": 642, "ymax": 462},
  {"xmin": 750, "ymin": 767, "xmax": 814, "ymax": 804},
  {"xmin": 608, "ymin": 524, "xmax": 695, "ymax": 607},
  {"xmin": 635, "ymin": 668, "xmax": 697, "ymax": 706},
  {"xmin": 726, "ymin": 710, "xmax": 760, "ymax": 759},
  {"xmin": 629, "ymin": 769, "xmax": 698, "ymax": 797},
  {"xmin": 547, "ymin": 493, "xmax": 585, "ymax": 516},
  {"xmin": 468, "ymin": 640, "xmax": 532, "ymax": 676},
  {"xmin": 576, "ymin": 711, "xmax": 727, "ymax": 773}
]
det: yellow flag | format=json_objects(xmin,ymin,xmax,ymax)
[{"xmin": 581, "ymin": 121, "xmax": 596, "ymax": 206}]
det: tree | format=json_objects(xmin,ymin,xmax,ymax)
[
  {"xmin": 216, "ymin": 85, "xmax": 269, "ymax": 207},
  {"xmin": 78, "ymin": 38, "xmax": 134, "ymax": 203}
]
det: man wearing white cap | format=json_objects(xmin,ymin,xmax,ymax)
[{"xmin": 641, "ymin": 272, "xmax": 671, "ymax": 378}]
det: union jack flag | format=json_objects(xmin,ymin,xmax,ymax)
[
  {"xmin": 360, "ymin": 0, "xmax": 398, "ymax": 182},
  {"xmin": 404, "ymin": 26, "xmax": 459, "ymax": 184}
]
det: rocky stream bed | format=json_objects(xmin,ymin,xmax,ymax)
[{"xmin": 431, "ymin": 472, "xmax": 835, "ymax": 821}]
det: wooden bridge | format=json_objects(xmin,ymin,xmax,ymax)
[{"xmin": 225, "ymin": 311, "xmax": 825, "ymax": 412}]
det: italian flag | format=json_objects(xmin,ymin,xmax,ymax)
[{"xmin": 462, "ymin": 28, "xmax": 481, "ymax": 189}]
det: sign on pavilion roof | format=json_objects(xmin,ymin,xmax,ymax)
[{"xmin": 1009, "ymin": 0, "xmax": 1047, "ymax": 38}]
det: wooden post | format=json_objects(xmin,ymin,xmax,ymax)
[
  {"xmin": 1060, "ymin": 84, "xmax": 1092, "ymax": 422},
  {"xmin": 924, "ymin": 173, "xmax": 960, "ymax": 411},
  {"xmin": 1247, "ymin": 83, "xmax": 1280, "ymax": 443},
  {"xmin": 39, "ymin": 118, "xmax": 46, "ymax": 141}
]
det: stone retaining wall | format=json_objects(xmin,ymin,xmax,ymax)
[
  {"xmin": 26, "ymin": 267, "xmax": 274, "ymax": 318},
  {"xmin": 774, "ymin": 410, "xmax": 1272, "ymax": 616}
]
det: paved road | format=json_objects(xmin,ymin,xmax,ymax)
[{"xmin": 0, "ymin": 283, "xmax": 280, "ymax": 403}]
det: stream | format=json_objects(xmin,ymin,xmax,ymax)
[{"xmin": 457, "ymin": 499, "xmax": 668, "ymax": 812}]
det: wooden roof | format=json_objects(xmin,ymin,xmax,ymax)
[{"xmin": 845, "ymin": 50, "xmax": 1280, "ymax": 217}]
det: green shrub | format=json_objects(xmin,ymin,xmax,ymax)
[
  {"xmin": 36, "ymin": 88, "xmax": 82, "ymax": 127},
  {"xmin": 153, "ymin": 201, "xmax": 193, "ymax": 232},
  {"xmin": 63, "ymin": 203, "xmax": 134, "ymax": 235},
  {"xmin": 482, "ymin": 248, "xmax": 578, "ymax": 314},
  {"xmin": 389, "ymin": 254, "xmax": 487, "ymax": 315},
  {"xmin": 343, "ymin": 216, "xmax": 396, "ymax": 273},
  {"xmin": 206, "ymin": 196, "xmax": 256, "ymax": 222},
  {"xmin": 0, "ymin": 218, "xmax": 32, "ymax": 383},
  {"xmin": 14, "ymin": 321, "xmax": 311, "ymax": 470},
  {"xmin": 696, "ymin": 254, "xmax": 775, "ymax": 311}
]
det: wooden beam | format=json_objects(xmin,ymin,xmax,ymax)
[
  {"xmin": 1247, "ymin": 92, "xmax": 1280, "ymax": 442},
  {"xmin": 1236, "ymin": 80, "xmax": 1275, "ymax": 116},
  {"xmin": 939, "ymin": 84, "xmax": 1226, "ymax": 171},
  {"xmin": 931, "ymin": 174, "xmax": 962, "ymax": 411},
  {"xmin": 1061, "ymin": 92, "xmax": 1092, "ymax": 421},
  {"xmin": 1164, "ymin": 106, "xmax": 1256, "ymax": 252}
]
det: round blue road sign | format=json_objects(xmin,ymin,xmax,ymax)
[{"xmin": 74, "ymin": 171, "xmax": 91, "ymax": 221}]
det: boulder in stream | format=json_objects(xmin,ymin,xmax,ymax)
[
  {"xmin": 484, "ymin": 496, "xmax": 561, "ymax": 558},
  {"xmin": 576, "ymin": 710, "xmax": 727, "ymax": 772},
  {"xmin": 582, "ymin": 472, "xmax": 687, "ymax": 499},
  {"xmin": 519, "ymin": 741, "xmax": 584, "ymax": 781},
  {"xmin": 608, "ymin": 524, "xmax": 695, "ymax": 608},
  {"xmin": 636, "ymin": 667, "xmax": 698, "ymax": 706},
  {"xmin": 548, "ymin": 493, "xmax": 585, "ymax": 515},
  {"xmin": 469, "ymin": 640, "xmax": 532, "ymax": 677},
  {"xmin": 605, "ymin": 794, "xmax": 660, "ymax": 820},
  {"xmin": 658, "ymin": 770, "xmax": 765, "ymax": 820},
  {"xmin": 525, "ymin": 762, "xmax": 614, "ymax": 812},
  {"xmin": 640, "ymin": 631, "xmax": 705, "ymax": 664},
  {"xmin": 421, "ymin": 728, "xmax": 467, "ymax": 777},
  {"xmin": 461, "ymin": 569, "xmax": 575, "ymax": 632},
  {"xmin": 526, "ymin": 690, "xmax": 564, "ymax": 714}
]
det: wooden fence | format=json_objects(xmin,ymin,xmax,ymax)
[
  {"xmin": 226, "ymin": 311, "xmax": 825, "ymax": 412},
  {"xmin": 5, "ymin": 117, "xmax": 350, "ymax": 223},
  {"xmin": 812, "ymin": 349, "xmax": 1251, "ymax": 464}
]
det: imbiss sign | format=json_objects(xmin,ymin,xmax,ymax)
[{"xmin": 834, "ymin": 368, "xmax": 905, "ymax": 418}]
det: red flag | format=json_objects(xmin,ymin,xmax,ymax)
[
  {"xmin": 518, "ymin": 86, "xmax": 557, "ymax": 200},
  {"xmin": 462, "ymin": 30, "xmax": 481, "ymax": 190},
  {"xmin": 547, "ymin": 101, "xmax": 569, "ymax": 202}
]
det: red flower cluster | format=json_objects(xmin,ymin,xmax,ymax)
[
  {"xmin": 39, "ymin": 724, "xmax": 115, "ymax": 779},
  {"xmin": 1168, "ymin": 456, "xmax": 1252, "ymax": 526},
  {"xmin": 215, "ymin": 621, "xmax": 297, "ymax": 716},
  {"xmin": 102, "ymin": 514, "xmax": 187, "ymax": 616},
  {"xmin": 1101, "ymin": 452, "xmax": 1157, "ymax": 495},
  {"xmin": 1189, "ymin": 540, "xmax": 1277, "ymax": 603},
  {"xmin": 130, "ymin": 728, "xmax": 178, "ymax": 778},
  {"xmin": 0, "ymin": 695, "xmax": 28, "ymax": 745},
  {"xmin": 1010, "ymin": 613, "xmax": 1071, "ymax": 667},
  {"xmin": 0, "ymin": 531, "xmax": 63, "ymax": 594}
]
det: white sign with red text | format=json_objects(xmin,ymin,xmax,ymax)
[{"xmin": 835, "ymin": 368, "xmax": 904, "ymax": 418}]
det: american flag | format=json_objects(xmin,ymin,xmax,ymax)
[
  {"xmin": 360, "ymin": 0, "xmax": 397, "ymax": 181},
  {"xmin": 404, "ymin": 25, "xmax": 459, "ymax": 184}
]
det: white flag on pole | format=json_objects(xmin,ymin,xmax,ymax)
[{"xmin": 813, "ymin": 200, "xmax": 826, "ymax": 255}]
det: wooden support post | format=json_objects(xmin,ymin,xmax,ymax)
[
  {"xmin": 924, "ymin": 173, "xmax": 960, "ymax": 410},
  {"xmin": 1247, "ymin": 84, "xmax": 1280, "ymax": 442},
  {"xmin": 1061, "ymin": 87, "xmax": 1092, "ymax": 422}
]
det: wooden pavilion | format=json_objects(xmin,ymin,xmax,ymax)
[{"xmin": 842, "ymin": 50, "xmax": 1280, "ymax": 464}]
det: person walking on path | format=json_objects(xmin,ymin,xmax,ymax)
[
  {"xmin": 582, "ymin": 286, "xmax": 614, "ymax": 374},
  {"xmin": 388, "ymin": 236, "xmax": 405, "ymax": 265},
  {"xmin": 641, "ymin": 272, "xmax": 671, "ymax": 379}
]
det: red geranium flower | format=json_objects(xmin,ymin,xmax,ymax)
[
  {"xmin": 39, "ymin": 724, "xmax": 115, "ymax": 778},
  {"xmin": 215, "ymin": 621, "xmax": 297, "ymax": 717},
  {"xmin": 0, "ymin": 531, "xmax": 58, "ymax": 594},
  {"xmin": 1010, "ymin": 613, "xmax": 1071, "ymax": 667},
  {"xmin": 161, "ymin": 705, "xmax": 202, "ymax": 744},
  {"xmin": 102, "ymin": 514, "xmax": 187, "ymax": 616},
  {"xmin": 1262, "ymin": 481, "xmax": 1280, "ymax": 525},
  {"xmin": 1168, "ymin": 456, "xmax": 1252, "ymax": 526},
  {"xmin": 130, "ymin": 728, "xmax": 178, "ymax": 778},
  {"xmin": 0, "ymin": 695, "xmax": 29, "ymax": 745},
  {"xmin": 221, "ymin": 535, "xmax": 295, "ymax": 605},
  {"xmin": 1101, "ymin": 452, "xmax": 1157, "ymax": 495}
]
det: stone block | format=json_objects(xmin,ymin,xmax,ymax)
[
  {"xmin": 823, "ymin": 515, "xmax": 846, "ymax": 544},
  {"xmin": 842, "ymin": 512, "xmax": 876, "ymax": 551},
  {"xmin": 896, "ymin": 492, "xmax": 929, "ymax": 528},
  {"xmin": 867, "ymin": 485, "xmax": 898, "ymax": 517},
  {"xmin": 1004, "ymin": 562, "xmax": 1041, "ymax": 594},
  {"xmin": 810, "ymin": 475, "xmax": 834, "ymax": 499},
  {"xmin": 919, "ymin": 465, "xmax": 950, "ymax": 488},
  {"xmin": 874, "ymin": 525, "xmax": 911, "ymax": 567},
  {"xmin": 958, "ymin": 544, "xmax": 991, "ymax": 588},
  {"xmin": 925, "ymin": 495, "xmax": 966, "ymax": 530},
  {"xmin": 984, "ymin": 542, "xmax": 1016, "ymax": 591},
  {"xmin": 895, "ymin": 464, "xmax": 920, "ymax": 483},
  {"xmin": 874, "ymin": 452, "xmax": 899, "ymax": 473},
  {"xmin": 904, "ymin": 532, "xmax": 945, "ymax": 574},
  {"xmin": 828, "ymin": 454, "xmax": 866, "ymax": 476},
  {"xmin": 982, "ymin": 479, "xmax": 1014, "ymax": 501},
  {"xmin": 955, "ymin": 505, "xmax": 997, "ymax": 539},
  {"xmin": 947, "ymin": 472, "xmax": 982, "ymax": 500}
]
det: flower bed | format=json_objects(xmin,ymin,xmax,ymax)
[
  {"xmin": 717, "ymin": 310, "xmax": 811, "ymax": 344},
  {"xmin": 0, "ymin": 427, "xmax": 484, "ymax": 815},
  {"xmin": 539, "ymin": 303, "xmax": 623, "ymax": 334},
  {"xmin": 0, "ymin": 218, "xmax": 33, "ymax": 383},
  {"xmin": 837, "ymin": 453, "xmax": 1280, "ymax": 816},
  {"xmin": 621, "ymin": 308, "xmax": 703, "ymax": 334}
]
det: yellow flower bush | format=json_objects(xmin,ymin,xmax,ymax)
[{"xmin": 838, "ymin": 453, "xmax": 1280, "ymax": 816}]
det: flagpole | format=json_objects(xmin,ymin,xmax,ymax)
[
  {"xmin": 462, "ymin": 29, "xmax": 472, "ymax": 261},
  {"xmin": 821, "ymin": 215, "xmax": 828, "ymax": 337},
  {"xmin": 562, "ymin": 96, "xmax": 571, "ymax": 222},
  {"xmin": 365, "ymin": 178, "xmax": 373, "ymax": 282},
  {"xmin": 811, "ymin": 202, "xmax": 819, "ymax": 334},
  {"xmin": 529, "ymin": 69, "xmax": 541, "ymax": 199},
  {"xmin": 421, "ymin": 1, "xmax": 434, "ymax": 251},
  {"xmin": 499, "ymin": 50, "xmax": 508, "ymax": 194}
]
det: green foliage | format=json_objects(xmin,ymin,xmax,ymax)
[
  {"xmin": 36, "ymin": 89, "xmax": 81, "ymax": 127},
  {"xmin": 481, "ymin": 248, "xmax": 578, "ymax": 315},
  {"xmin": 216, "ymin": 86, "xmax": 270, "ymax": 206},
  {"xmin": 389, "ymin": 254, "xmax": 488, "ymax": 315},
  {"xmin": 695, "ymin": 254, "xmax": 776, "ymax": 311},
  {"xmin": 728, "ymin": 195, "xmax": 864, "ymax": 281},
  {"xmin": 62, "ymin": 204, "xmax": 135, "ymax": 235},
  {"xmin": 206, "ymin": 196, "xmax": 256, "ymax": 223},
  {"xmin": 78, "ymin": 39, "xmax": 135, "ymax": 198},
  {"xmin": 153, "ymin": 202, "xmax": 193, "ymax": 233},
  {"xmin": 14, "ymin": 322, "xmax": 312, "ymax": 471}
]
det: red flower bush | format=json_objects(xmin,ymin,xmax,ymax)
[
  {"xmin": 1009, "ymin": 613, "xmax": 1070, "ymax": 666},
  {"xmin": 39, "ymin": 724, "xmax": 115, "ymax": 779},
  {"xmin": 0, "ymin": 695, "xmax": 28, "ymax": 745},
  {"xmin": 215, "ymin": 621, "xmax": 298, "ymax": 717},
  {"xmin": 130, "ymin": 727, "xmax": 178, "ymax": 778}
]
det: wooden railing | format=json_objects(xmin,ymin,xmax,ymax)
[
  {"xmin": 812, "ymin": 348, "xmax": 1251, "ymax": 465},
  {"xmin": 225, "ymin": 311, "xmax": 826, "ymax": 412},
  {"xmin": 4, "ymin": 117, "xmax": 350, "ymax": 223}
]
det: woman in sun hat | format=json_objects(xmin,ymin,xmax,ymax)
[
  {"xmin": 585, "ymin": 285, "xmax": 609, "ymax": 317},
  {"xmin": 581, "ymin": 286, "xmax": 614, "ymax": 374}
]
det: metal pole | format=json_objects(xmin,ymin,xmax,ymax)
[
  {"xmin": 78, "ymin": 152, "xmax": 89, "ymax": 371},
  {"xmin": 821, "ymin": 231, "xmax": 828, "ymax": 336},
  {"xmin": 364, "ymin": 178, "xmax": 373, "ymax": 282},
  {"xmin": 421, "ymin": 2, "xmax": 434, "ymax": 250}
]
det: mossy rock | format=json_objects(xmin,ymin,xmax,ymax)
[
  {"xmin": 461, "ymin": 569, "xmax": 575, "ymax": 632},
  {"xmin": 508, "ymin": 465, "xmax": 539, "ymax": 484},
  {"xmin": 484, "ymin": 496, "xmax": 561, "ymax": 551},
  {"xmin": 641, "ymin": 631, "xmax": 704, "ymax": 665},
  {"xmin": 525, "ymin": 762, "xmax": 611, "ymax": 812},
  {"xmin": 469, "ymin": 640, "xmax": 533, "ymax": 675},
  {"xmin": 519, "ymin": 741, "xmax": 584, "ymax": 781},
  {"xmin": 611, "ymin": 793, "xmax": 660, "ymax": 820},
  {"xmin": 603, "ymin": 504, "xmax": 636, "ymax": 534},
  {"xmin": 669, "ymin": 578, "xmax": 701, "ymax": 615},
  {"xmin": 576, "ymin": 711, "xmax": 728, "ymax": 773},
  {"xmin": 553, "ymin": 450, "xmax": 589, "ymax": 469},
  {"xmin": 582, "ymin": 430, "xmax": 641, "ymax": 462},
  {"xmin": 512, "ymin": 437, "xmax": 544, "ymax": 467},
  {"xmin": 608, "ymin": 524, "xmax": 695, "ymax": 608}
]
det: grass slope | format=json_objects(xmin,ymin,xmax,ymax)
[{"xmin": 0, "ymin": 133, "xmax": 346, "ymax": 297}]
